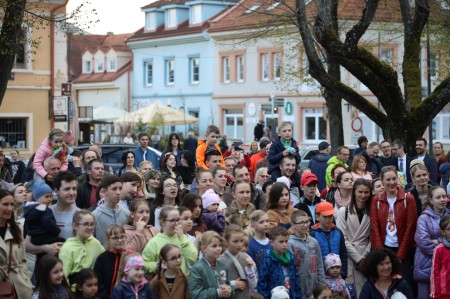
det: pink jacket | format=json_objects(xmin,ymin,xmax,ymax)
[{"xmin": 33, "ymin": 138, "xmax": 68, "ymax": 178}]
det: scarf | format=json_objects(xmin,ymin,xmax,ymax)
[
  {"xmin": 281, "ymin": 138, "xmax": 291, "ymax": 149},
  {"xmin": 270, "ymin": 248, "xmax": 291, "ymax": 267},
  {"xmin": 335, "ymin": 190, "xmax": 351, "ymax": 209}
]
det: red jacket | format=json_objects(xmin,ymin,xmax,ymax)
[
  {"xmin": 370, "ymin": 187, "xmax": 417, "ymax": 260},
  {"xmin": 431, "ymin": 243, "xmax": 450, "ymax": 299}
]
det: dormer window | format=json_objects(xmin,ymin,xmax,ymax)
[
  {"xmin": 145, "ymin": 12, "xmax": 156, "ymax": 30},
  {"xmin": 192, "ymin": 5, "xmax": 202, "ymax": 24},
  {"xmin": 167, "ymin": 9, "xmax": 177, "ymax": 28},
  {"xmin": 108, "ymin": 58, "xmax": 116, "ymax": 72},
  {"xmin": 96, "ymin": 58, "xmax": 104, "ymax": 72},
  {"xmin": 83, "ymin": 60, "xmax": 91, "ymax": 73}
]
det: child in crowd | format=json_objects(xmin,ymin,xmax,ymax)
[
  {"xmin": 189, "ymin": 231, "xmax": 234, "ymax": 299},
  {"xmin": 75, "ymin": 269, "xmax": 99, "ymax": 299},
  {"xmin": 312, "ymin": 285, "xmax": 333, "ymax": 299},
  {"xmin": 33, "ymin": 128, "xmax": 69, "ymax": 182},
  {"xmin": 179, "ymin": 206, "xmax": 196, "ymax": 244},
  {"xmin": 32, "ymin": 254, "xmax": 73, "ymax": 299},
  {"xmin": 124, "ymin": 199, "xmax": 158, "ymax": 253},
  {"xmin": 226, "ymin": 181, "xmax": 256, "ymax": 229},
  {"xmin": 150, "ymin": 244, "xmax": 190, "ymax": 299},
  {"xmin": 202, "ymin": 188, "xmax": 226, "ymax": 235},
  {"xmin": 310, "ymin": 202, "xmax": 348, "ymax": 279},
  {"xmin": 92, "ymin": 176, "xmax": 129, "ymax": 247},
  {"xmin": 111, "ymin": 252, "xmax": 155, "ymax": 299},
  {"xmin": 218, "ymin": 224, "xmax": 258, "ymax": 298},
  {"xmin": 324, "ymin": 253, "xmax": 351, "ymax": 298},
  {"xmin": 59, "ymin": 210, "xmax": 105, "ymax": 291},
  {"xmin": 430, "ymin": 215, "xmax": 450, "ymax": 299},
  {"xmin": 371, "ymin": 178, "xmax": 385, "ymax": 196},
  {"xmin": 257, "ymin": 226, "xmax": 302, "ymax": 299},
  {"xmin": 294, "ymin": 173, "xmax": 322, "ymax": 224},
  {"xmin": 182, "ymin": 193, "xmax": 208, "ymax": 236},
  {"xmin": 94, "ymin": 224, "xmax": 126, "ymax": 299},
  {"xmin": 142, "ymin": 206, "xmax": 198, "ymax": 276},
  {"xmin": 247, "ymin": 210, "xmax": 272, "ymax": 267},
  {"xmin": 267, "ymin": 122, "xmax": 301, "ymax": 182},
  {"xmin": 196, "ymin": 125, "xmax": 225, "ymax": 170},
  {"xmin": 118, "ymin": 172, "xmax": 141, "ymax": 211},
  {"xmin": 289, "ymin": 210, "xmax": 325, "ymax": 299}
]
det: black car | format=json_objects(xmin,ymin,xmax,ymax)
[{"xmin": 73, "ymin": 144, "xmax": 162, "ymax": 172}]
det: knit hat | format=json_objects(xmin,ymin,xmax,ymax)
[
  {"xmin": 276, "ymin": 176, "xmax": 291, "ymax": 189},
  {"xmin": 202, "ymin": 188, "xmax": 221, "ymax": 209},
  {"xmin": 324, "ymin": 253, "xmax": 342, "ymax": 271},
  {"xmin": 33, "ymin": 182, "xmax": 52, "ymax": 201},
  {"xmin": 271, "ymin": 286, "xmax": 290, "ymax": 299}
]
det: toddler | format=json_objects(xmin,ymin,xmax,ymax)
[
  {"xmin": 202, "ymin": 188, "xmax": 226, "ymax": 235},
  {"xmin": 324, "ymin": 253, "xmax": 350, "ymax": 298}
]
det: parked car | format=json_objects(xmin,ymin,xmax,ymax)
[
  {"xmin": 72, "ymin": 144, "xmax": 161, "ymax": 172},
  {"xmin": 299, "ymin": 145, "xmax": 357, "ymax": 169}
]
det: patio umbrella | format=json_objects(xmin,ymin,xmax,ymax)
[
  {"xmin": 93, "ymin": 106, "xmax": 128, "ymax": 121},
  {"xmin": 114, "ymin": 102, "xmax": 198, "ymax": 125}
]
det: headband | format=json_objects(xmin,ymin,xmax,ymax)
[{"xmin": 124, "ymin": 256, "xmax": 145, "ymax": 272}]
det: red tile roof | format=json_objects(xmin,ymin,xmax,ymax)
[
  {"xmin": 72, "ymin": 61, "xmax": 132, "ymax": 84},
  {"xmin": 142, "ymin": 0, "xmax": 186, "ymax": 9}
]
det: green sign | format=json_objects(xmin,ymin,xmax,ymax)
[{"xmin": 285, "ymin": 101, "xmax": 293, "ymax": 115}]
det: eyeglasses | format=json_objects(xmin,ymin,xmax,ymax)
[
  {"xmin": 166, "ymin": 254, "xmax": 182, "ymax": 262},
  {"xmin": 110, "ymin": 235, "xmax": 126, "ymax": 241},
  {"xmin": 293, "ymin": 220, "xmax": 310, "ymax": 226},
  {"xmin": 164, "ymin": 184, "xmax": 178, "ymax": 189},
  {"xmin": 391, "ymin": 147, "xmax": 400, "ymax": 151},
  {"xmin": 78, "ymin": 222, "xmax": 95, "ymax": 228},
  {"xmin": 166, "ymin": 218, "xmax": 180, "ymax": 223}
]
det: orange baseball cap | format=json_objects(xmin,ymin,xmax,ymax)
[{"xmin": 316, "ymin": 202, "xmax": 336, "ymax": 216}]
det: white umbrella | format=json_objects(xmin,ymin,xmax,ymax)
[{"xmin": 93, "ymin": 106, "xmax": 128, "ymax": 121}]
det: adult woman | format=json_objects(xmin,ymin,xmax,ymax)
[
  {"xmin": 10, "ymin": 183, "xmax": 29, "ymax": 219},
  {"xmin": 359, "ymin": 248, "xmax": 413, "ymax": 298},
  {"xmin": 134, "ymin": 171, "xmax": 150, "ymax": 200},
  {"xmin": 145, "ymin": 169, "xmax": 161, "ymax": 200},
  {"xmin": 249, "ymin": 141, "xmax": 259, "ymax": 157},
  {"xmin": 10, "ymin": 149, "xmax": 26, "ymax": 184},
  {"xmin": 414, "ymin": 186, "xmax": 449, "ymax": 299},
  {"xmin": 408, "ymin": 161, "xmax": 437, "ymax": 217},
  {"xmin": 333, "ymin": 171, "xmax": 354, "ymax": 212},
  {"xmin": 138, "ymin": 161, "xmax": 153, "ymax": 175},
  {"xmin": 433, "ymin": 142, "xmax": 446, "ymax": 183},
  {"xmin": 370, "ymin": 166, "xmax": 417, "ymax": 288},
  {"xmin": 320, "ymin": 164, "xmax": 347, "ymax": 204},
  {"xmin": 226, "ymin": 181, "xmax": 255, "ymax": 229},
  {"xmin": 213, "ymin": 167, "xmax": 227, "ymax": 201},
  {"xmin": 196, "ymin": 169, "xmax": 214, "ymax": 197},
  {"xmin": 351, "ymin": 155, "xmax": 372, "ymax": 180},
  {"xmin": 160, "ymin": 153, "xmax": 184, "ymax": 191},
  {"xmin": 255, "ymin": 167, "xmax": 269, "ymax": 190},
  {"xmin": 177, "ymin": 150, "xmax": 196, "ymax": 191},
  {"xmin": 115, "ymin": 150, "xmax": 137, "ymax": 176},
  {"xmin": 149, "ymin": 177, "xmax": 182, "ymax": 229},
  {"xmin": 337, "ymin": 179, "xmax": 372, "ymax": 296},
  {"xmin": 266, "ymin": 182, "xmax": 296, "ymax": 232},
  {"xmin": 0, "ymin": 189, "xmax": 33, "ymax": 299},
  {"xmin": 160, "ymin": 133, "xmax": 182, "ymax": 167}
]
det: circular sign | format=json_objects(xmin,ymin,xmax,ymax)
[
  {"xmin": 351, "ymin": 117, "xmax": 363, "ymax": 132},
  {"xmin": 247, "ymin": 102, "xmax": 256, "ymax": 116}
]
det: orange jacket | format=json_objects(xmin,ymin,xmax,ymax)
[{"xmin": 195, "ymin": 138, "xmax": 225, "ymax": 169}]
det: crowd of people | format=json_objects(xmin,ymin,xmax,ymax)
[{"xmin": 0, "ymin": 124, "xmax": 449, "ymax": 299}]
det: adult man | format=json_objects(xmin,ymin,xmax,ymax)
[
  {"xmin": 25, "ymin": 157, "xmax": 62, "ymax": 192},
  {"xmin": 279, "ymin": 155, "xmax": 300, "ymax": 189},
  {"xmin": 254, "ymin": 120, "xmax": 264, "ymax": 141},
  {"xmin": 325, "ymin": 146, "xmax": 350, "ymax": 186},
  {"xmin": 0, "ymin": 153, "xmax": 12, "ymax": 182},
  {"xmin": 183, "ymin": 130, "xmax": 198, "ymax": 156},
  {"xmin": 223, "ymin": 164, "xmax": 266, "ymax": 209},
  {"xmin": 379, "ymin": 140, "xmax": 395, "ymax": 166},
  {"xmin": 415, "ymin": 137, "xmax": 438, "ymax": 183},
  {"xmin": 189, "ymin": 150, "xmax": 223, "ymax": 193},
  {"xmin": 133, "ymin": 132, "xmax": 160, "ymax": 170},
  {"xmin": 389, "ymin": 139, "xmax": 413, "ymax": 184},
  {"xmin": 250, "ymin": 138, "xmax": 271, "ymax": 182},
  {"xmin": 224, "ymin": 156, "xmax": 237, "ymax": 184},
  {"xmin": 308, "ymin": 141, "xmax": 331, "ymax": 191},
  {"xmin": 76, "ymin": 159, "xmax": 104, "ymax": 209},
  {"xmin": 360, "ymin": 142, "xmax": 383, "ymax": 177}
]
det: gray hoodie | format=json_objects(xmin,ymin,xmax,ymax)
[
  {"xmin": 288, "ymin": 234, "xmax": 325, "ymax": 299},
  {"xmin": 92, "ymin": 204, "xmax": 129, "ymax": 247}
]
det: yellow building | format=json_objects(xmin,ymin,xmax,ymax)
[{"xmin": 1, "ymin": 0, "xmax": 70, "ymax": 156}]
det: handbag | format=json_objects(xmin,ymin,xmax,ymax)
[{"xmin": 0, "ymin": 241, "xmax": 18, "ymax": 299}]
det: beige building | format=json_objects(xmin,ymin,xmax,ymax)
[{"xmin": 1, "ymin": 0, "xmax": 70, "ymax": 156}]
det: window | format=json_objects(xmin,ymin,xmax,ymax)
[
  {"xmin": 145, "ymin": 12, "xmax": 155, "ymax": 30},
  {"xmin": 144, "ymin": 61, "xmax": 153, "ymax": 86},
  {"xmin": 224, "ymin": 109, "xmax": 243, "ymax": 139},
  {"xmin": 108, "ymin": 58, "xmax": 116, "ymax": 72},
  {"xmin": 261, "ymin": 53, "xmax": 269, "ymax": 81},
  {"xmin": 380, "ymin": 48, "xmax": 393, "ymax": 65},
  {"xmin": 237, "ymin": 55, "xmax": 244, "ymax": 82},
  {"xmin": 266, "ymin": 1, "xmax": 283, "ymax": 11},
  {"xmin": 244, "ymin": 3, "xmax": 262, "ymax": 15},
  {"xmin": 430, "ymin": 52, "xmax": 439, "ymax": 80},
  {"xmin": 190, "ymin": 57, "xmax": 200, "ymax": 84},
  {"xmin": 165, "ymin": 59, "xmax": 175, "ymax": 85},
  {"xmin": 0, "ymin": 118, "xmax": 27, "ymax": 148},
  {"xmin": 14, "ymin": 28, "xmax": 27, "ymax": 69},
  {"xmin": 359, "ymin": 112, "xmax": 383, "ymax": 142},
  {"xmin": 432, "ymin": 109, "xmax": 450, "ymax": 141},
  {"xmin": 167, "ymin": 9, "xmax": 177, "ymax": 28},
  {"xmin": 83, "ymin": 60, "xmax": 91, "ymax": 73},
  {"xmin": 273, "ymin": 52, "xmax": 281, "ymax": 80},
  {"xmin": 303, "ymin": 108, "xmax": 327, "ymax": 142},
  {"xmin": 192, "ymin": 5, "xmax": 202, "ymax": 24},
  {"xmin": 223, "ymin": 57, "xmax": 230, "ymax": 83},
  {"xmin": 96, "ymin": 58, "xmax": 104, "ymax": 72}
]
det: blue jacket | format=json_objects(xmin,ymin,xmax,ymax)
[
  {"xmin": 308, "ymin": 153, "xmax": 331, "ymax": 191},
  {"xmin": 310, "ymin": 224, "xmax": 348, "ymax": 279},
  {"xmin": 414, "ymin": 207, "xmax": 450, "ymax": 282},
  {"xmin": 439, "ymin": 162, "xmax": 450, "ymax": 187},
  {"xmin": 111, "ymin": 280, "xmax": 155, "ymax": 299},
  {"xmin": 133, "ymin": 147, "xmax": 160, "ymax": 170},
  {"xmin": 257, "ymin": 250, "xmax": 303, "ymax": 299},
  {"xmin": 267, "ymin": 136, "xmax": 301, "ymax": 174}
]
